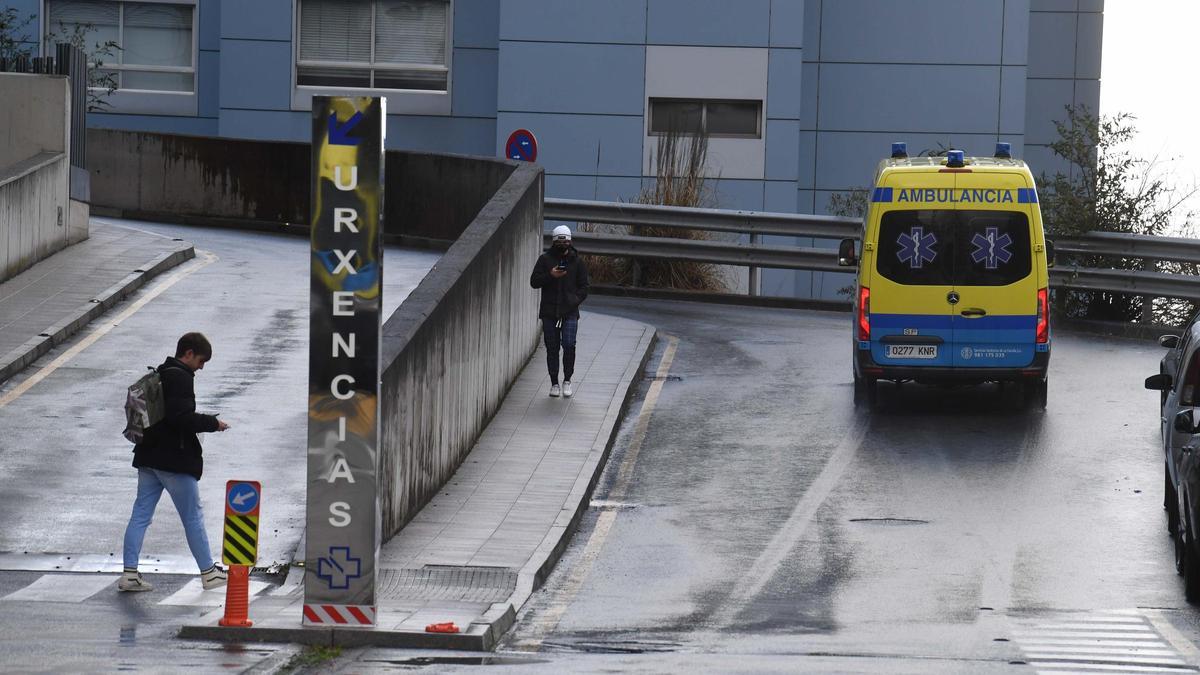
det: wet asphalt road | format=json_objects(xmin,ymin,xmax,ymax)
[
  {"xmin": 1, "ymin": 221, "xmax": 1195, "ymax": 673},
  {"xmin": 321, "ymin": 296, "xmax": 1200, "ymax": 673},
  {"xmin": 0, "ymin": 220, "xmax": 438, "ymax": 673}
]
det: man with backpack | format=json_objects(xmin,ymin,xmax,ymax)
[
  {"xmin": 530, "ymin": 225, "xmax": 590, "ymax": 397},
  {"xmin": 119, "ymin": 332, "xmax": 230, "ymax": 592}
]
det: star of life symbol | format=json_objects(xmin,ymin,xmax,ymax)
[
  {"xmin": 897, "ymin": 226, "xmax": 938, "ymax": 269},
  {"xmin": 971, "ymin": 227, "xmax": 1013, "ymax": 269},
  {"xmin": 317, "ymin": 546, "xmax": 362, "ymax": 590}
]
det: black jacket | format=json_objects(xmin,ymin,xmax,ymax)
[
  {"xmin": 132, "ymin": 357, "xmax": 220, "ymax": 480},
  {"xmin": 530, "ymin": 245, "xmax": 590, "ymax": 319}
]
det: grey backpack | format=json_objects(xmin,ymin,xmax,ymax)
[{"xmin": 123, "ymin": 367, "xmax": 165, "ymax": 444}]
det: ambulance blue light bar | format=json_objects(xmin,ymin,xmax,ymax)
[
  {"xmin": 946, "ymin": 150, "xmax": 965, "ymax": 167},
  {"xmin": 891, "ymin": 142, "xmax": 907, "ymax": 159},
  {"xmin": 995, "ymin": 142, "xmax": 1012, "ymax": 158}
]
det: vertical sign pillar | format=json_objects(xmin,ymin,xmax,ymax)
[{"xmin": 304, "ymin": 96, "xmax": 385, "ymax": 628}]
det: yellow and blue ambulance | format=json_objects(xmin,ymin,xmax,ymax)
[{"xmin": 838, "ymin": 143, "xmax": 1052, "ymax": 408}]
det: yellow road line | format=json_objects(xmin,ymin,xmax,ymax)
[
  {"xmin": 514, "ymin": 335, "xmax": 678, "ymax": 652},
  {"xmin": 0, "ymin": 250, "xmax": 217, "ymax": 409}
]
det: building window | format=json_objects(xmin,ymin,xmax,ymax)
[
  {"xmin": 297, "ymin": 0, "xmax": 449, "ymax": 92},
  {"xmin": 45, "ymin": 0, "xmax": 195, "ymax": 93},
  {"xmin": 649, "ymin": 98, "xmax": 762, "ymax": 139}
]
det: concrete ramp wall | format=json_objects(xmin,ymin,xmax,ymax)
[{"xmin": 0, "ymin": 73, "xmax": 72, "ymax": 282}]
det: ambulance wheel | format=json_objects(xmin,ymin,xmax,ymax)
[{"xmin": 1024, "ymin": 377, "xmax": 1048, "ymax": 410}]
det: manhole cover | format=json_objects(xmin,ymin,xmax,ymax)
[{"xmin": 377, "ymin": 566, "xmax": 517, "ymax": 603}]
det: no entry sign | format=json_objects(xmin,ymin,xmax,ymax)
[{"xmin": 505, "ymin": 129, "xmax": 538, "ymax": 162}]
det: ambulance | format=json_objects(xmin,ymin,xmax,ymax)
[{"xmin": 838, "ymin": 143, "xmax": 1053, "ymax": 409}]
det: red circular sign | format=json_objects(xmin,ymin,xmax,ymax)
[{"xmin": 505, "ymin": 129, "xmax": 538, "ymax": 162}]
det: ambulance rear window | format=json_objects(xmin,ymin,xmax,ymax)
[{"xmin": 876, "ymin": 210, "xmax": 1031, "ymax": 286}]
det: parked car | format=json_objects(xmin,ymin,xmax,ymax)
[{"xmin": 1146, "ymin": 319, "xmax": 1200, "ymax": 601}]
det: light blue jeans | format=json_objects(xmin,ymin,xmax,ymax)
[{"xmin": 122, "ymin": 467, "xmax": 214, "ymax": 572}]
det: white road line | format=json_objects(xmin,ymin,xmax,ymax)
[
  {"xmin": 158, "ymin": 578, "xmax": 271, "ymax": 607},
  {"xmin": 510, "ymin": 337, "xmax": 678, "ymax": 652},
  {"xmin": 1018, "ymin": 639, "xmax": 1177, "ymax": 649},
  {"xmin": 1026, "ymin": 654, "xmax": 1187, "ymax": 666},
  {"xmin": 1027, "ymin": 658, "xmax": 1195, "ymax": 667},
  {"xmin": 1145, "ymin": 609, "xmax": 1200, "ymax": 666},
  {"xmin": 1022, "ymin": 647, "xmax": 1180, "ymax": 657},
  {"xmin": 0, "ymin": 574, "xmax": 120, "ymax": 602},
  {"xmin": 0, "ymin": 250, "xmax": 217, "ymax": 409},
  {"xmin": 1032, "ymin": 623, "xmax": 1159, "ymax": 631},
  {"xmin": 712, "ymin": 406, "xmax": 870, "ymax": 629},
  {"xmin": 1017, "ymin": 632, "xmax": 1167, "ymax": 641}
]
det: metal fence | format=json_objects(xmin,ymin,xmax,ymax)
[
  {"xmin": 0, "ymin": 44, "xmax": 88, "ymax": 172},
  {"xmin": 545, "ymin": 198, "xmax": 1200, "ymax": 314}
]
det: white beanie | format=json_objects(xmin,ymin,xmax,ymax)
[{"xmin": 552, "ymin": 225, "xmax": 572, "ymax": 241}]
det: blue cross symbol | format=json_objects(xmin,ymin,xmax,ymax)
[
  {"xmin": 316, "ymin": 547, "xmax": 362, "ymax": 590},
  {"xmin": 897, "ymin": 226, "xmax": 938, "ymax": 269},
  {"xmin": 970, "ymin": 227, "xmax": 1013, "ymax": 269}
]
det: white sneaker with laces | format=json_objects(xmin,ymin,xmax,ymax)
[
  {"xmin": 117, "ymin": 572, "xmax": 154, "ymax": 592},
  {"xmin": 201, "ymin": 564, "xmax": 228, "ymax": 590},
  {"xmin": 562, "ymin": 381, "xmax": 573, "ymax": 398},
  {"xmin": 549, "ymin": 384, "xmax": 561, "ymax": 397}
]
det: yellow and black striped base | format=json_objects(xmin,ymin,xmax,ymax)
[{"xmin": 222, "ymin": 514, "xmax": 259, "ymax": 566}]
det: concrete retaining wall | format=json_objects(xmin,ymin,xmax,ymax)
[
  {"xmin": 379, "ymin": 163, "xmax": 544, "ymax": 538},
  {"xmin": 87, "ymin": 130, "xmax": 515, "ymax": 244},
  {"xmin": 0, "ymin": 73, "xmax": 73, "ymax": 283}
]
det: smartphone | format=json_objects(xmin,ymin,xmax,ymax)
[{"xmin": 556, "ymin": 261, "xmax": 567, "ymax": 270}]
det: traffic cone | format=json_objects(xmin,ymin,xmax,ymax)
[{"xmin": 219, "ymin": 565, "xmax": 253, "ymax": 627}]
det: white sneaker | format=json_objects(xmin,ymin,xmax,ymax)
[
  {"xmin": 117, "ymin": 572, "xmax": 154, "ymax": 592},
  {"xmin": 201, "ymin": 564, "xmax": 228, "ymax": 590},
  {"xmin": 549, "ymin": 384, "xmax": 561, "ymax": 397},
  {"xmin": 562, "ymin": 381, "xmax": 573, "ymax": 398}
]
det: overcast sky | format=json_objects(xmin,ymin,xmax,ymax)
[{"xmin": 1100, "ymin": 1, "xmax": 1199, "ymax": 229}]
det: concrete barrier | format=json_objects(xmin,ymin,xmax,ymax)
[
  {"xmin": 379, "ymin": 162, "xmax": 544, "ymax": 537},
  {"xmin": 87, "ymin": 130, "xmax": 515, "ymax": 244},
  {"xmin": 0, "ymin": 73, "xmax": 73, "ymax": 282}
]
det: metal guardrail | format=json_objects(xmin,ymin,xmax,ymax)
[{"xmin": 545, "ymin": 198, "xmax": 1200, "ymax": 308}]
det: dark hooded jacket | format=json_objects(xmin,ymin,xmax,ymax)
[
  {"xmin": 132, "ymin": 356, "xmax": 220, "ymax": 480},
  {"xmin": 530, "ymin": 244, "xmax": 590, "ymax": 320}
]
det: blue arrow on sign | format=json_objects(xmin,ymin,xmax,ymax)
[{"xmin": 328, "ymin": 112, "xmax": 363, "ymax": 146}]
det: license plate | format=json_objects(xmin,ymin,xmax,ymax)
[{"xmin": 885, "ymin": 344, "xmax": 938, "ymax": 359}]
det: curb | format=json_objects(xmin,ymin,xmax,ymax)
[
  {"xmin": 0, "ymin": 245, "xmax": 196, "ymax": 386},
  {"xmin": 178, "ymin": 317, "xmax": 659, "ymax": 651}
]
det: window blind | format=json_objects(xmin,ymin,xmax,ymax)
[
  {"xmin": 299, "ymin": 0, "xmax": 372, "ymax": 63},
  {"xmin": 374, "ymin": 0, "xmax": 447, "ymax": 66}
]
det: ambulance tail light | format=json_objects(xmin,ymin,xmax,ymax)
[
  {"xmin": 1036, "ymin": 287, "xmax": 1049, "ymax": 344},
  {"xmin": 858, "ymin": 287, "xmax": 871, "ymax": 341}
]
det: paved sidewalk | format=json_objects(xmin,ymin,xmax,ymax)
[
  {"xmin": 0, "ymin": 220, "xmax": 194, "ymax": 383},
  {"xmin": 183, "ymin": 311, "xmax": 656, "ymax": 649}
]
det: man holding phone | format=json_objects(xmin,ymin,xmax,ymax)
[{"xmin": 530, "ymin": 225, "xmax": 590, "ymax": 397}]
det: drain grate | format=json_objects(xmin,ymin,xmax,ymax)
[
  {"xmin": 849, "ymin": 517, "xmax": 930, "ymax": 526},
  {"xmin": 377, "ymin": 566, "xmax": 517, "ymax": 603}
]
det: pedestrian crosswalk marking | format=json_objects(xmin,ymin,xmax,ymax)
[
  {"xmin": 1013, "ymin": 611, "xmax": 1199, "ymax": 674},
  {"xmin": 157, "ymin": 578, "xmax": 270, "ymax": 607},
  {"xmin": 0, "ymin": 574, "xmax": 118, "ymax": 603},
  {"xmin": 222, "ymin": 514, "xmax": 259, "ymax": 566}
]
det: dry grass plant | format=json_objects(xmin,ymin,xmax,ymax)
[{"xmin": 579, "ymin": 128, "xmax": 728, "ymax": 291}]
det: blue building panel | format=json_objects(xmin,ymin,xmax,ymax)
[
  {"xmin": 766, "ymin": 48, "xmax": 803, "ymax": 121},
  {"xmin": 219, "ymin": 0, "xmax": 292, "ymax": 42},
  {"xmin": 1027, "ymin": 11, "xmax": 1079, "ymax": 79},
  {"xmin": 545, "ymin": 174, "xmax": 643, "ymax": 203},
  {"xmin": 769, "ymin": 0, "xmax": 805, "ymax": 48},
  {"xmin": 999, "ymin": 66, "xmax": 1027, "ymax": 134},
  {"xmin": 451, "ymin": 48, "xmax": 499, "ymax": 119},
  {"xmin": 818, "ymin": 63, "xmax": 1001, "ymax": 134},
  {"xmin": 709, "ymin": 178, "xmax": 766, "ymax": 211},
  {"xmin": 219, "ymin": 109, "xmax": 309, "ymax": 142},
  {"xmin": 388, "ymin": 115, "xmax": 496, "ymax": 155},
  {"xmin": 796, "ymin": 130, "xmax": 816, "ymax": 189},
  {"xmin": 218, "ymin": 39, "xmax": 293, "ymax": 111},
  {"xmin": 646, "ymin": 0, "xmax": 771, "ymax": 48},
  {"xmin": 500, "ymin": 0, "xmax": 646, "ymax": 45},
  {"xmin": 1002, "ymin": 0, "xmax": 1031, "ymax": 65},
  {"xmin": 799, "ymin": 62, "xmax": 819, "ymax": 129},
  {"xmin": 763, "ymin": 179, "xmax": 798, "ymax": 213},
  {"xmin": 198, "ymin": 50, "xmax": 221, "ymax": 118},
  {"xmin": 456, "ymin": 0, "xmax": 500, "ymax": 49},
  {"xmin": 765, "ymin": 119, "xmax": 800, "ymax": 181},
  {"xmin": 497, "ymin": 42, "xmax": 645, "ymax": 116},
  {"xmin": 199, "ymin": 0, "xmax": 221, "ymax": 51},
  {"xmin": 815, "ymin": 132, "xmax": 1008, "ymax": 190},
  {"xmin": 819, "ymin": 0, "xmax": 1004, "ymax": 64},
  {"xmin": 495, "ymin": 112, "xmax": 643, "ymax": 176},
  {"xmin": 89, "ymin": 113, "xmax": 218, "ymax": 136}
]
